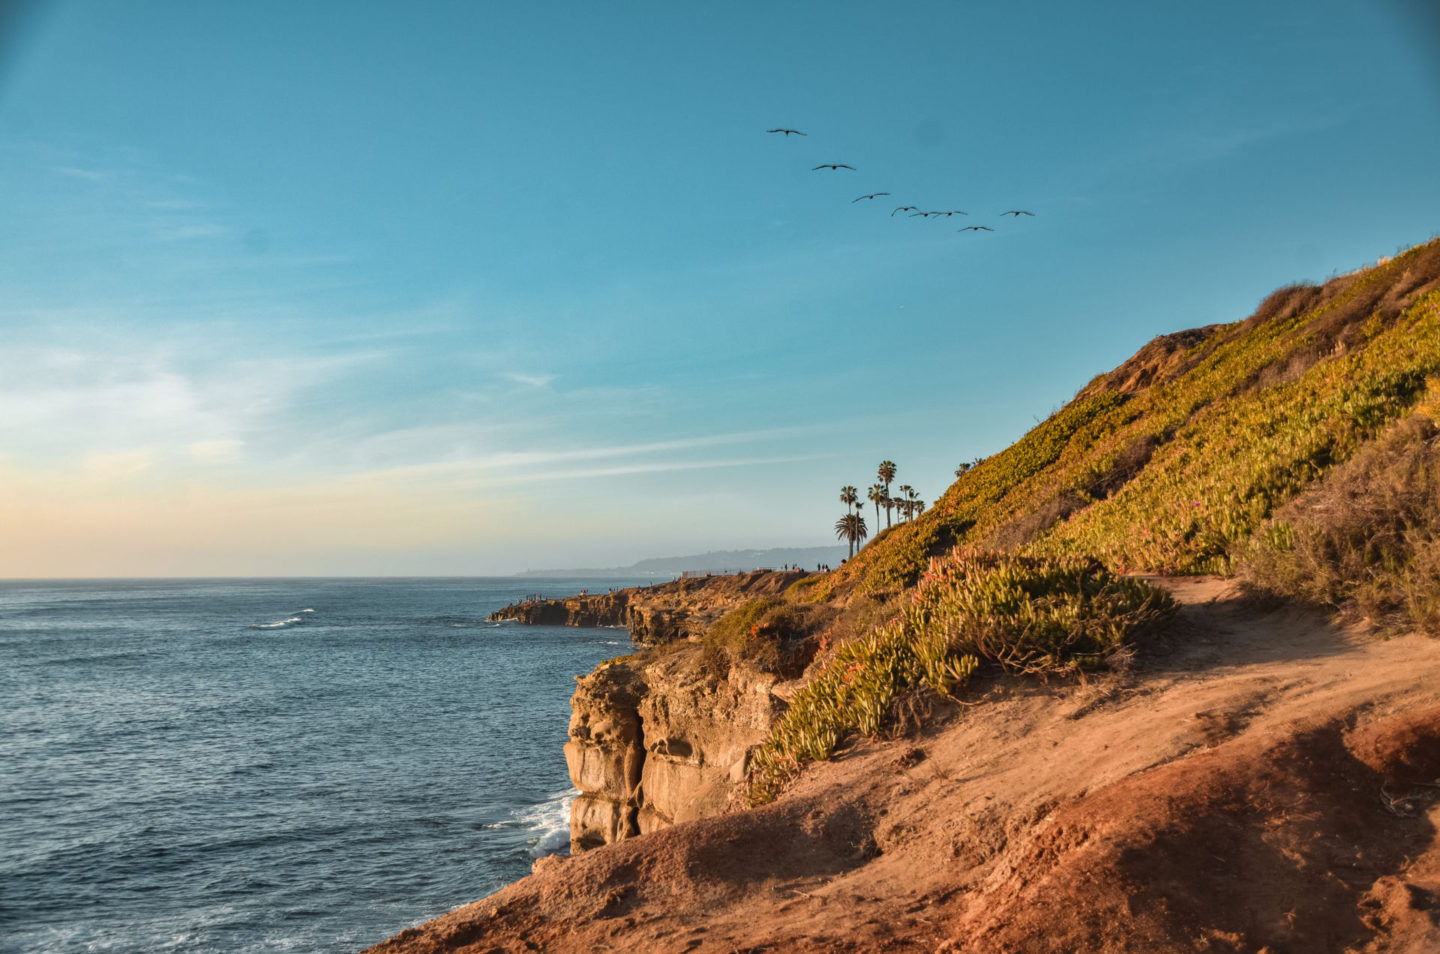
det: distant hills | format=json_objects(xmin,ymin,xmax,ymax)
[{"xmin": 515, "ymin": 546, "xmax": 849, "ymax": 579}]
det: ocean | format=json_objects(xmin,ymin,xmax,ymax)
[{"xmin": 0, "ymin": 577, "xmax": 651, "ymax": 953}]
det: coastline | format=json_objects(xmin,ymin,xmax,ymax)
[{"xmin": 367, "ymin": 576, "xmax": 1440, "ymax": 953}]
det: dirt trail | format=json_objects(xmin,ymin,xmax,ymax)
[{"xmin": 365, "ymin": 579, "xmax": 1440, "ymax": 954}]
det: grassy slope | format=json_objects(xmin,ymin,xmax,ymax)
[
  {"xmin": 806, "ymin": 239, "xmax": 1440, "ymax": 601},
  {"xmin": 750, "ymin": 239, "xmax": 1440, "ymax": 802}
]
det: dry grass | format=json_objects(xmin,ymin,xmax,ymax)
[
  {"xmin": 1242, "ymin": 409, "xmax": 1440, "ymax": 634},
  {"xmin": 700, "ymin": 597, "xmax": 824, "ymax": 678}
]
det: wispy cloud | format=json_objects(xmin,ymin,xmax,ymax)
[
  {"xmin": 155, "ymin": 222, "xmax": 231, "ymax": 242},
  {"xmin": 502, "ymin": 371, "xmax": 555, "ymax": 388},
  {"xmin": 0, "ymin": 337, "xmax": 380, "ymax": 468},
  {"xmin": 52, "ymin": 165, "xmax": 112, "ymax": 182},
  {"xmin": 315, "ymin": 424, "xmax": 840, "ymax": 493}
]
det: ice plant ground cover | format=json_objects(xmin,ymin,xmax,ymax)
[{"xmin": 745, "ymin": 550, "xmax": 1174, "ymax": 804}]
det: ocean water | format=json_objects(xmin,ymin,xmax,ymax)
[{"xmin": 0, "ymin": 577, "xmax": 649, "ymax": 953}]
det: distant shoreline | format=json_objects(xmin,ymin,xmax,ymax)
[{"xmin": 514, "ymin": 545, "xmax": 847, "ymax": 579}]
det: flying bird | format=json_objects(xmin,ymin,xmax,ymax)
[
  {"xmin": 1000, "ymin": 210, "xmax": 1035, "ymax": 216},
  {"xmin": 909, "ymin": 211, "xmax": 941, "ymax": 218},
  {"xmin": 891, "ymin": 206, "xmax": 918, "ymax": 216},
  {"xmin": 958, "ymin": 226, "xmax": 994, "ymax": 232},
  {"xmin": 812, "ymin": 164, "xmax": 856, "ymax": 171},
  {"xmin": 937, "ymin": 210, "xmax": 968, "ymax": 217},
  {"xmin": 852, "ymin": 192, "xmax": 891, "ymax": 203},
  {"xmin": 767, "ymin": 128, "xmax": 807, "ymax": 136}
]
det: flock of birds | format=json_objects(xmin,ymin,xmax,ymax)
[{"xmin": 766, "ymin": 127, "xmax": 1034, "ymax": 234}]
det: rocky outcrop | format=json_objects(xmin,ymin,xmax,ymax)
[
  {"xmin": 494, "ymin": 570, "xmax": 818, "ymax": 852},
  {"xmin": 489, "ymin": 590, "xmax": 632, "ymax": 628},
  {"xmin": 564, "ymin": 661, "xmax": 646, "ymax": 851},
  {"xmin": 489, "ymin": 569, "xmax": 812, "ymax": 646},
  {"xmin": 565, "ymin": 650, "xmax": 789, "ymax": 851}
]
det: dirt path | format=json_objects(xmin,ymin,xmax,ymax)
[{"xmin": 365, "ymin": 579, "xmax": 1440, "ymax": 953}]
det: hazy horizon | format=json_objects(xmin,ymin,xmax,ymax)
[{"xmin": 2, "ymin": 1, "xmax": 1437, "ymax": 576}]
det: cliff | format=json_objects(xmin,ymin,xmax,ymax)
[
  {"xmin": 567, "ymin": 654, "xmax": 786, "ymax": 850},
  {"xmin": 494, "ymin": 569, "xmax": 819, "ymax": 850},
  {"xmin": 368, "ymin": 239, "xmax": 1440, "ymax": 953}
]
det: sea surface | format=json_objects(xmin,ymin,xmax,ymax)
[{"xmin": 0, "ymin": 577, "xmax": 652, "ymax": 953}]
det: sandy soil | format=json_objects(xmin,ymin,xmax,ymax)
[{"xmin": 364, "ymin": 579, "xmax": 1440, "ymax": 953}]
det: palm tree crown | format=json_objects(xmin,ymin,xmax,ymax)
[
  {"xmin": 867, "ymin": 483, "xmax": 885, "ymax": 526},
  {"xmin": 840, "ymin": 485, "xmax": 859, "ymax": 512},
  {"xmin": 834, "ymin": 511, "xmax": 869, "ymax": 558},
  {"xmin": 877, "ymin": 461, "xmax": 897, "ymax": 527}
]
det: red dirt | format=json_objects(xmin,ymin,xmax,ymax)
[{"xmin": 364, "ymin": 579, "xmax": 1440, "ymax": 953}]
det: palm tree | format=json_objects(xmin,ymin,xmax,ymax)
[
  {"xmin": 867, "ymin": 483, "xmax": 885, "ymax": 527},
  {"xmin": 897, "ymin": 485, "xmax": 914, "ymax": 521},
  {"xmin": 834, "ymin": 511, "xmax": 868, "ymax": 558},
  {"xmin": 840, "ymin": 485, "xmax": 859, "ymax": 514},
  {"xmin": 877, "ymin": 461, "xmax": 897, "ymax": 527}
]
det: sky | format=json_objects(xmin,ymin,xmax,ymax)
[{"xmin": 0, "ymin": 0, "xmax": 1437, "ymax": 577}]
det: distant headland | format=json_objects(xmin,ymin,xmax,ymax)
[{"xmin": 515, "ymin": 546, "xmax": 848, "ymax": 578}]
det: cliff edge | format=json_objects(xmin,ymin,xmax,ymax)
[{"xmin": 366, "ymin": 578, "xmax": 1440, "ymax": 953}]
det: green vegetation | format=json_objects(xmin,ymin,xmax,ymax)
[
  {"xmin": 743, "ymin": 240, "xmax": 1440, "ymax": 805},
  {"xmin": 744, "ymin": 550, "xmax": 1174, "ymax": 804},
  {"xmin": 702, "ymin": 596, "xmax": 819, "ymax": 676},
  {"xmin": 1242, "ymin": 402, "xmax": 1440, "ymax": 634},
  {"xmin": 1034, "ymin": 292, "xmax": 1440, "ymax": 574},
  {"xmin": 808, "ymin": 241, "xmax": 1440, "ymax": 601}
]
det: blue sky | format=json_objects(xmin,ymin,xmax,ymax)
[{"xmin": 1, "ymin": 0, "xmax": 1437, "ymax": 576}]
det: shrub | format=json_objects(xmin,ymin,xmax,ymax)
[
  {"xmin": 1241, "ymin": 409, "xmax": 1440, "ymax": 634},
  {"xmin": 702, "ymin": 597, "xmax": 817, "ymax": 677},
  {"xmin": 744, "ymin": 550, "xmax": 1175, "ymax": 804}
]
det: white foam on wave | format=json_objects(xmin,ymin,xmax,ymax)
[
  {"xmin": 299, "ymin": 608, "xmax": 315, "ymax": 614},
  {"xmin": 484, "ymin": 788, "xmax": 576, "ymax": 858},
  {"xmin": 253, "ymin": 616, "xmax": 303, "ymax": 630},
  {"xmin": 522, "ymin": 788, "xmax": 576, "ymax": 858}
]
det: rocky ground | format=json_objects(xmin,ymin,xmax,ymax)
[{"xmin": 366, "ymin": 578, "xmax": 1440, "ymax": 953}]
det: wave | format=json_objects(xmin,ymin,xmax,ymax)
[
  {"xmin": 484, "ymin": 788, "xmax": 575, "ymax": 858},
  {"xmin": 251, "ymin": 607, "xmax": 317, "ymax": 630},
  {"xmin": 252, "ymin": 616, "xmax": 304, "ymax": 630}
]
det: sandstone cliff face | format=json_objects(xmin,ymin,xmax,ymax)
[
  {"xmin": 496, "ymin": 571, "xmax": 816, "ymax": 852},
  {"xmin": 565, "ymin": 652, "xmax": 787, "ymax": 851},
  {"xmin": 564, "ymin": 662, "xmax": 646, "ymax": 850}
]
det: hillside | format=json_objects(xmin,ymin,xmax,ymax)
[
  {"xmin": 806, "ymin": 239, "xmax": 1440, "ymax": 607},
  {"xmin": 367, "ymin": 240, "xmax": 1440, "ymax": 953}
]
